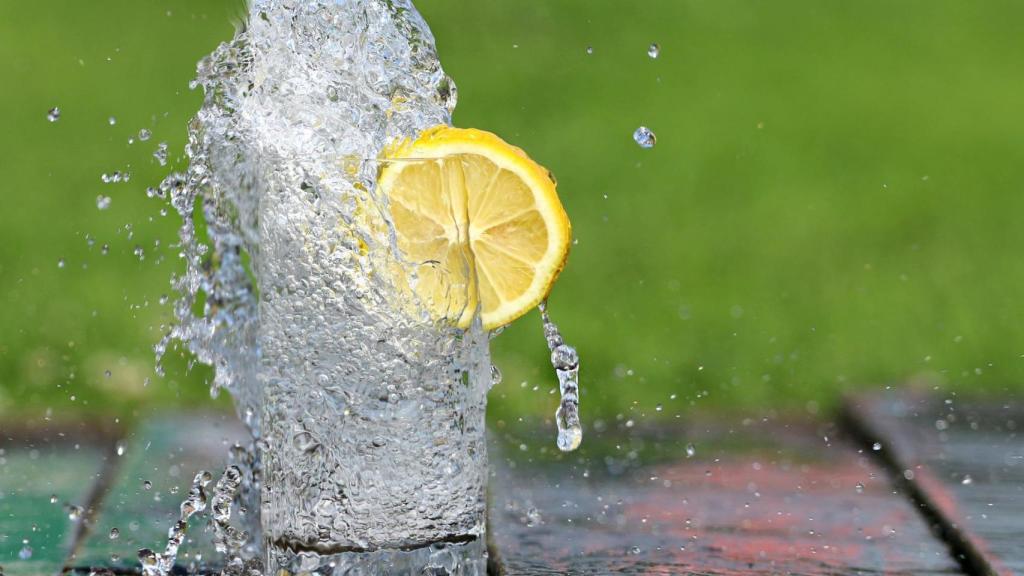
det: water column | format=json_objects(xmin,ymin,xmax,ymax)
[{"xmin": 242, "ymin": 1, "xmax": 491, "ymax": 573}]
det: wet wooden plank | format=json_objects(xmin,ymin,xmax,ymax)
[
  {"xmin": 67, "ymin": 414, "xmax": 248, "ymax": 573},
  {"xmin": 843, "ymin": 392, "xmax": 1024, "ymax": 576},
  {"xmin": 488, "ymin": 420, "xmax": 960, "ymax": 575},
  {"xmin": 0, "ymin": 421, "xmax": 114, "ymax": 576}
]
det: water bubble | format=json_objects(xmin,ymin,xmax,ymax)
[
  {"xmin": 116, "ymin": 441, "xmax": 127, "ymax": 456},
  {"xmin": 630, "ymin": 545, "xmax": 642, "ymax": 555},
  {"xmin": 655, "ymin": 403, "xmax": 663, "ymax": 412},
  {"xmin": 57, "ymin": 258, "xmax": 66, "ymax": 269},
  {"xmin": 46, "ymin": 107, "xmax": 60, "ymax": 122},
  {"xmin": 962, "ymin": 475, "xmax": 973, "ymax": 485},
  {"xmin": 685, "ymin": 443, "xmax": 696, "ymax": 458},
  {"xmin": 100, "ymin": 243, "xmax": 110, "ymax": 255},
  {"xmin": 96, "ymin": 195, "xmax": 112, "ymax": 210},
  {"xmin": 108, "ymin": 116, "xmax": 117, "ymax": 126},
  {"xmin": 490, "ymin": 364, "xmax": 502, "ymax": 387},
  {"xmin": 143, "ymin": 480, "xmax": 152, "ymax": 490},
  {"xmin": 49, "ymin": 494, "xmax": 58, "ymax": 504},
  {"xmin": 18, "ymin": 544, "xmax": 32, "ymax": 560},
  {"xmin": 872, "ymin": 442, "xmax": 882, "ymax": 451},
  {"xmin": 585, "ymin": 45, "xmax": 593, "ymax": 55},
  {"xmin": 855, "ymin": 482, "xmax": 865, "ymax": 494},
  {"xmin": 647, "ymin": 43, "xmax": 660, "ymax": 58},
  {"xmin": 109, "ymin": 528, "xmax": 120, "ymax": 540},
  {"xmin": 68, "ymin": 505, "xmax": 83, "ymax": 521},
  {"xmin": 633, "ymin": 126, "xmax": 656, "ymax": 149},
  {"xmin": 138, "ymin": 129, "xmax": 152, "ymax": 141},
  {"xmin": 133, "ymin": 246, "xmax": 145, "ymax": 260}
]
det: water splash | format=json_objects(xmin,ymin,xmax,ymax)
[
  {"xmin": 151, "ymin": 0, "xmax": 489, "ymax": 572},
  {"xmin": 540, "ymin": 301, "xmax": 582, "ymax": 452},
  {"xmin": 138, "ymin": 471, "xmax": 211, "ymax": 576}
]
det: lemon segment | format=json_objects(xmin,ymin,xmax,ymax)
[{"xmin": 378, "ymin": 126, "xmax": 571, "ymax": 330}]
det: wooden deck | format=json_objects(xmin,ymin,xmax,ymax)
[{"xmin": 0, "ymin": 393, "xmax": 1020, "ymax": 575}]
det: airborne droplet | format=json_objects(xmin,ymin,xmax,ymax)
[
  {"xmin": 633, "ymin": 126, "xmax": 656, "ymax": 149},
  {"xmin": 647, "ymin": 43, "xmax": 660, "ymax": 59}
]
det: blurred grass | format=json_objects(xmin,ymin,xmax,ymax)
[{"xmin": 2, "ymin": 1, "xmax": 1024, "ymax": 424}]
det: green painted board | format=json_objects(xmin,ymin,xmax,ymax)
[
  {"xmin": 68, "ymin": 414, "xmax": 247, "ymax": 573},
  {"xmin": 0, "ymin": 441, "xmax": 107, "ymax": 576}
]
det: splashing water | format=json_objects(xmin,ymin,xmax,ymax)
[
  {"xmin": 138, "ymin": 471, "xmax": 211, "ymax": 576},
  {"xmin": 149, "ymin": 0, "xmax": 493, "ymax": 573},
  {"xmin": 540, "ymin": 301, "xmax": 582, "ymax": 452},
  {"xmin": 140, "ymin": 0, "xmax": 584, "ymax": 572}
]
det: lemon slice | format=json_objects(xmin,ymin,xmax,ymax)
[{"xmin": 378, "ymin": 126, "xmax": 571, "ymax": 330}]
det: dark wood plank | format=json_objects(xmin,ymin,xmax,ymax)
[
  {"xmin": 0, "ymin": 427, "xmax": 112, "ymax": 576},
  {"xmin": 68, "ymin": 414, "xmax": 247, "ymax": 573},
  {"xmin": 488, "ymin": 420, "xmax": 960, "ymax": 575},
  {"xmin": 843, "ymin": 392, "xmax": 1023, "ymax": 576}
]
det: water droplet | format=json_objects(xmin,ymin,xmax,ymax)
[
  {"xmin": 490, "ymin": 364, "xmax": 502, "ymax": 387},
  {"xmin": 855, "ymin": 482, "xmax": 865, "ymax": 494},
  {"xmin": 138, "ymin": 128, "xmax": 152, "ymax": 141},
  {"xmin": 49, "ymin": 494, "xmax": 58, "ymax": 504},
  {"xmin": 525, "ymin": 507, "xmax": 542, "ymax": 527},
  {"xmin": 153, "ymin": 142, "xmax": 169, "ymax": 166},
  {"xmin": 68, "ymin": 505, "xmax": 83, "ymax": 521},
  {"xmin": 655, "ymin": 403, "xmax": 663, "ymax": 412},
  {"xmin": 46, "ymin": 107, "xmax": 61, "ymax": 122},
  {"xmin": 647, "ymin": 43, "xmax": 660, "ymax": 58},
  {"xmin": 557, "ymin": 426, "xmax": 582, "ymax": 452},
  {"xmin": 685, "ymin": 443, "xmax": 696, "ymax": 458},
  {"xmin": 109, "ymin": 528, "xmax": 120, "ymax": 540},
  {"xmin": 108, "ymin": 116, "xmax": 117, "ymax": 126},
  {"xmin": 96, "ymin": 195, "xmax": 112, "ymax": 210},
  {"xmin": 630, "ymin": 545, "xmax": 642, "ymax": 555},
  {"xmin": 116, "ymin": 441, "xmax": 126, "ymax": 456},
  {"xmin": 585, "ymin": 45, "xmax": 594, "ymax": 55},
  {"xmin": 872, "ymin": 442, "xmax": 882, "ymax": 451},
  {"xmin": 962, "ymin": 475, "xmax": 973, "ymax": 485},
  {"xmin": 143, "ymin": 480, "xmax": 152, "ymax": 490},
  {"xmin": 100, "ymin": 243, "xmax": 110, "ymax": 256},
  {"xmin": 633, "ymin": 126, "xmax": 656, "ymax": 149},
  {"xmin": 18, "ymin": 544, "xmax": 32, "ymax": 560},
  {"xmin": 57, "ymin": 258, "xmax": 66, "ymax": 269},
  {"xmin": 134, "ymin": 246, "xmax": 145, "ymax": 260}
]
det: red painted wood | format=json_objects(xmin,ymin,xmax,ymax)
[{"xmin": 489, "ymin": 421, "xmax": 959, "ymax": 575}]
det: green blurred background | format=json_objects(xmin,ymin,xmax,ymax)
[{"xmin": 2, "ymin": 0, "xmax": 1023, "ymax": 425}]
